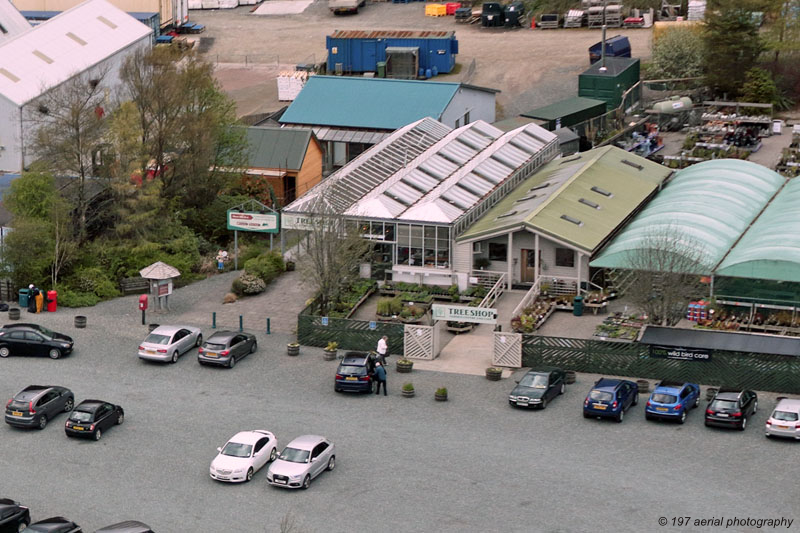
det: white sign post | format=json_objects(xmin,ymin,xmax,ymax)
[{"xmin": 431, "ymin": 304, "xmax": 498, "ymax": 324}]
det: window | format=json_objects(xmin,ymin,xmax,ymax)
[
  {"xmin": 254, "ymin": 438, "xmax": 268, "ymax": 454},
  {"xmin": 488, "ymin": 243, "xmax": 507, "ymax": 262},
  {"xmin": 464, "ymin": 111, "xmax": 470, "ymax": 124},
  {"xmin": 555, "ymin": 248, "xmax": 575, "ymax": 268},
  {"xmin": 25, "ymin": 332, "xmax": 44, "ymax": 342},
  {"xmin": 455, "ymin": 119, "xmax": 460, "ymax": 128},
  {"xmin": 38, "ymin": 391, "xmax": 58, "ymax": 406},
  {"xmin": 394, "ymin": 223, "xmax": 449, "ymax": 268},
  {"xmin": 8, "ymin": 331, "xmax": 24, "ymax": 340}
]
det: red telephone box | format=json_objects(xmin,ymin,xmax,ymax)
[{"xmin": 139, "ymin": 295, "xmax": 149, "ymax": 310}]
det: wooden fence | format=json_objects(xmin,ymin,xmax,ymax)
[{"xmin": 297, "ymin": 314, "xmax": 405, "ymax": 355}]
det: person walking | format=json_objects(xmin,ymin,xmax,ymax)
[
  {"xmin": 374, "ymin": 362, "xmax": 387, "ymax": 396},
  {"xmin": 376, "ymin": 335, "xmax": 388, "ymax": 366}
]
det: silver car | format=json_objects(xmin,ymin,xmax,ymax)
[
  {"xmin": 138, "ymin": 325, "xmax": 203, "ymax": 363},
  {"xmin": 765, "ymin": 398, "xmax": 800, "ymax": 440},
  {"xmin": 266, "ymin": 435, "xmax": 335, "ymax": 490}
]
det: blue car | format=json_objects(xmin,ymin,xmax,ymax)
[
  {"xmin": 583, "ymin": 378, "xmax": 639, "ymax": 422},
  {"xmin": 645, "ymin": 380, "xmax": 700, "ymax": 424}
]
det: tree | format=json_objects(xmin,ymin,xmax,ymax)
[
  {"xmin": 763, "ymin": 0, "xmax": 800, "ymax": 64},
  {"xmin": 647, "ymin": 26, "xmax": 705, "ymax": 80},
  {"xmin": 741, "ymin": 67, "xmax": 782, "ymax": 104},
  {"xmin": 624, "ymin": 226, "xmax": 711, "ymax": 326},
  {"xmin": 703, "ymin": 6, "xmax": 765, "ymax": 97}
]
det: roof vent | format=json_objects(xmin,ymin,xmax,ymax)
[
  {"xmin": 529, "ymin": 182, "xmax": 550, "ymax": 192},
  {"xmin": 97, "ymin": 16, "xmax": 118, "ymax": 29},
  {"xmin": 579, "ymin": 198, "xmax": 600, "ymax": 209},
  {"xmin": 591, "ymin": 185, "xmax": 613, "ymax": 198},
  {"xmin": 560, "ymin": 214, "xmax": 583, "ymax": 226},
  {"xmin": 32, "ymin": 50, "xmax": 54, "ymax": 64},
  {"xmin": 515, "ymin": 194, "xmax": 537, "ymax": 203},
  {"xmin": 559, "ymin": 155, "xmax": 581, "ymax": 164},
  {"xmin": 621, "ymin": 159, "xmax": 643, "ymax": 171},
  {"xmin": 496, "ymin": 210, "xmax": 518, "ymax": 220},
  {"xmin": 0, "ymin": 68, "xmax": 20, "ymax": 83}
]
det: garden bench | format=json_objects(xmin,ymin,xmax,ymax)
[{"xmin": 119, "ymin": 277, "xmax": 150, "ymax": 295}]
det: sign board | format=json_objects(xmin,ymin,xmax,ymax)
[
  {"xmin": 649, "ymin": 345, "xmax": 712, "ymax": 362},
  {"xmin": 369, "ymin": 321, "xmax": 377, "ymax": 330},
  {"xmin": 156, "ymin": 280, "xmax": 172, "ymax": 297},
  {"xmin": 321, "ymin": 317, "xmax": 329, "ymax": 326},
  {"xmin": 432, "ymin": 304, "xmax": 497, "ymax": 324},
  {"xmin": 227, "ymin": 210, "xmax": 279, "ymax": 233},
  {"xmin": 282, "ymin": 213, "xmax": 333, "ymax": 231}
]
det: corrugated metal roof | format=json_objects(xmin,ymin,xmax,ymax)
[
  {"xmin": 312, "ymin": 127, "xmax": 389, "ymax": 144},
  {"xmin": 245, "ymin": 126, "xmax": 313, "ymax": 171},
  {"xmin": 0, "ymin": 0, "xmax": 32, "ymax": 42},
  {"xmin": 0, "ymin": 0, "xmax": 151, "ymax": 106},
  {"xmin": 459, "ymin": 146, "xmax": 672, "ymax": 253},
  {"xmin": 329, "ymin": 30, "xmax": 454, "ymax": 39},
  {"xmin": 590, "ymin": 159, "xmax": 784, "ymax": 270}
]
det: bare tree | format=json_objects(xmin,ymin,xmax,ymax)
[
  {"xmin": 50, "ymin": 197, "xmax": 76, "ymax": 287},
  {"xmin": 624, "ymin": 225, "xmax": 711, "ymax": 326}
]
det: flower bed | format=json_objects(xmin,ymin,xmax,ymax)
[
  {"xmin": 592, "ymin": 313, "xmax": 645, "ymax": 342},
  {"xmin": 511, "ymin": 300, "xmax": 554, "ymax": 333}
]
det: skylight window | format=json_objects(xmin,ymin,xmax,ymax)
[
  {"xmin": 559, "ymin": 155, "xmax": 581, "ymax": 164},
  {"xmin": 561, "ymin": 214, "xmax": 583, "ymax": 226},
  {"xmin": 529, "ymin": 182, "xmax": 550, "ymax": 192},
  {"xmin": 591, "ymin": 186, "xmax": 613, "ymax": 198},
  {"xmin": 579, "ymin": 198, "xmax": 600, "ymax": 209},
  {"xmin": 33, "ymin": 50, "xmax": 53, "ymax": 64},
  {"xmin": 621, "ymin": 159, "xmax": 643, "ymax": 170},
  {"xmin": 97, "ymin": 16, "xmax": 118, "ymax": 29},
  {"xmin": 496, "ymin": 211, "xmax": 518, "ymax": 220},
  {"xmin": 515, "ymin": 194, "xmax": 538, "ymax": 203},
  {"xmin": 66, "ymin": 32, "xmax": 87, "ymax": 46},
  {"xmin": 0, "ymin": 68, "xmax": 20, "ymax": 82}
]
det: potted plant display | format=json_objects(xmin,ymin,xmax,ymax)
[
  {"xmin": 396, "ymin": 358, "xmax": 414, "ymax": 373},
  {"xmin": 401, "ymin": 382, "xmax": 415, "ymax": 398},
  {"xmin": 287, "ymin": 342, "xmax": 300, "ymax": 356},
  {"xmin": 485, "ymin": 367, "xmax": 503, "ymax": 381},
  {"xmin": 324, "ymin": 341, "xmax": 338, "ymax": 361},
  {"xmin": 435, "ymin": 387, "xmax": 448, "ymax": 401}
]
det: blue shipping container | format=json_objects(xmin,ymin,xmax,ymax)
[
  {"xmin": 588, "ymin": 35, "xmax": 631, "ymax": 64},
  {"xmin": 326, "ymin": 30, "xmax": 458, "ymax": 77}
]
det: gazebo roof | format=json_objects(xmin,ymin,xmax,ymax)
[{"xmin": 139, "ymin": 261, "xmax": 180, "ymax": 280}]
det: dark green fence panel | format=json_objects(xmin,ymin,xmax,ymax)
[
  {"xmin": 297, "ymin": 314, "xmax": 405, "ymax": 355},
  {"xmin": 522, "ymin": 335, "xmax": 800, "ymax": 394}
]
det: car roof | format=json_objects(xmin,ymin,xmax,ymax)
[
  {"xmin": 657, "ymin": 380, "xmax": 688, "ymax": 389},
  {"xmin": 228, "ymin": 430, "xmax": 273, "ymax": 446},
  {"xmin": 206, "ymin": 331, "xmax": 239, "ymax": 342},
  {"xmin": 342, "ymin": 352, "xmax": 370, "ymax": 363},
  {"xmin": 3, "ymin": 323, "xmax": 42, "ymax": 329},
  {"xmin": 93, "ymin": 520, "xmax": 153, "ymax": 533},
  {"xmin": 593, "ymin": 378, "xmax": 625, "ymax": 390},
  {"xmin": 286, "ymin": 434, "xmax": 326, "ymax": 450},
  {"xmin": 0, "ymin": 498, "xmax": 20, "ymax": 510},
  {"xmin": 775, "ymin": 398, "xmax": 800, "ymax": 411},
  {"xmin": 28, "ymin": 517, "xmax": 76, "ymax": 531},
  {"xmin": 714, "ymin": 391, "xmax": 742, "ymax": 400},
  {"xmin": 75, "ymin": 400, "xmax": 108, "ymax": 411},
  {"xmin": 15, "ymin": 385, "xmax": 53, "ymax": 399},
  {"xmin": 149, "ymin": 325, "xmax": 190, "ymax": 335},
  {"xmin": 526, "ymin": 367, "xmax": 561, "ymax": 375}
]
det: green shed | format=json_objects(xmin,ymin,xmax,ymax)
[
  {"xmin": 578, "ymin": 57, "xmax": 640, "ymax": 112},
  {"xmin": 520, "ymin": 96, "xmax": 608, "ymax": 131}
]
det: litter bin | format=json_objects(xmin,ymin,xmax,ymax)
[
  {"xmin": 376, "ymin": 61, "xmax": 386, "ymax": 78},
  {"xmin": 18, "ymin": 289, "xmax": 30, "ymax": 308},
  {"xmin": 573, "ymin": 295, "xmax": 584, "ymax": 317},
  {"xmin": 47, "ymin": 290, "xmax": 57, "ymax": 312}
]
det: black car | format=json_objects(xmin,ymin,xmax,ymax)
[
  {"xmin": 94, "ymin": 521, "xmax": 154, "ymax": 533},
  {"xmin": 705, "ymin": 388, "xmax": 758, "ymax": 431},
  {"xmin": 197, "ymin": 331, "xmax": 257, "ymax": 368},
  {"xmin": 0, "ymin": 498, "xmax": 30, "ymax": 533},
  {"xmin": 65, "ymin": 400, "xmax": 124, "ymax": 441},
  {"xmin": 508, "ymin": 367, "xmax": 566, "ymax": 409},
  {"xmin": 26, "ymin": 517, "xmax": 82, "ymax": 533},
  {"xmin": 0, "ymin": 324, "xmax": 73, "ymax": 359},
  {"xmin": 5, "ymin": 385, "xmax": 74, "ymax": 430},
  {"xmin": 334, "ymin": 352, "xmax": 375, "ymax": 393}
]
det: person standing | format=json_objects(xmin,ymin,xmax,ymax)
[
  {"xmin": 374, "ymin": 362, "xmax": 387, "ymax": 396},
  {"xmin": 35, "ymin": 289, "xmax": 44, "ymax": 313},
  {"xmin": 27, "ymin": 285, "xmax": 38, "ymax": 313},
  {"xmin": 376, "ymin": 335, "xmax": 388, "ymax": 366}
]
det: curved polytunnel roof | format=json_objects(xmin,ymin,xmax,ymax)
[
  {"xmin": 716, "ymin": 177, "xmax": 800, "ymax": 282},
  {"xmin": 590, "ymin": 159, "xmax": 785, "ymax": 273}
]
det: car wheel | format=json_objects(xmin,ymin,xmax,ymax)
[
  {"xmin": 94, "ymin": 428, "xmax": 102, "ymax": 441},
  {"xmin": 334, "ymin": 387, "xmax": 341, "ymax": 393},
  {"xmin": 559, "ymin": 383, "xmax": 565, "ymax": 395},
  {"xmin": 739, "ymin": 417, "xmax": 747, "ymax": 431},
  {"xmin": 228, "ymin": 356, "xmax": 235, "ymax": 369},
  {"xmin": 116, "ymin": 413, "xmax": 124, "ymax": 425},
  {"xmin": 765, "ymin": 433, "xmax": 771, "ymax": 439},
  {"xmin": 18, "ymin": 522, "xmax": 27, "ymax": 532},
  {"xmin": 540, "ymin": 398, "xmax": 547, "ymax": 410},
  {"xmin": 48, "ymin": 348, "xmax": 61, "ymax": 360},
  {"xmin": 0, "ymin": 346, "xmax": 10, "ymax": 357},
  {"xmin": 753, "ymin": 401, "xmax": 757, "ymax": 414},
  {"xmin": 250, "ymin": 340, "xmax": 258, "ymax": 353},
  {"xmin": 616, "ymin": 410, "xmax": 624, "ymax": 423},
  {"xmin": 38, "ymin": 415, "xmax": 47, "ymax": 430},
  {"xmin": 246, "ymin": 468, "xmax": 253, "ymax": 482},
  {"xmin": 302, "ymin": 475, "xmax": 311, "ymax": 490},
  {"xmin": 645, "ymin": 414, "xmax": 653, "ymax": 421},
  {"xmin": 583, "ymin": 412, "xmax": 590, "ymax": 418},
  {"xmin": 678, "ymin": 410, "xmax": 686, "ymax": 424},
  {"xmin": 694, "ymin": 396, "xmax": 699, "ymax": 408},
  {"xmin": 327, "ymin": 455, "xmax": 335, "ymax": 471},
  {"xmin": 171, "ymin": 351, "xmax": 179, "ymax": 364},
  {"xmin": 64, "ymin": 398, "xmax": 74, "ymax": 412},
  {"xmin": 632, "ymin": 394, "xmax": 638, "ymax": 406},
  {"xmin": 270, "ymin": 447, "xmax": 277, "ymax": 462},
  {"xmin": 195, "ymin": 334, "xmax": 203, "ymax": 347}
]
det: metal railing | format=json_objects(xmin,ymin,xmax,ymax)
[
  {"xmin": 511, "ymin": 278, "xmax": 541, "ymax": 318},
  {"xmin": 479, "ymin": 273, "xmax": 506, "ymax": 308}
]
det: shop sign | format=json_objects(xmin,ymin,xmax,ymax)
[
  {"xmin": 649, "ymin": 345, "xmax": 712, "ymax": 362},
  {"xmin": 227, "ymin": 210, "xmax": 279, "ymax": 233},
  {"xmin": 432, "ymin": 304, "xmax": 497, "ymax": 324}
]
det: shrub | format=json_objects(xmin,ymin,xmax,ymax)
[
  {"xmin": 244, "ymin": 251, "xmax": 285, "ymax": 284},
  {"xmin": 376, "ymin": 297, "xmax": 403, "ymax": 316},
  {"xmin": 236, "ymin": 273, "xmax": 267, "ymax": 295},
  {"xmin": 436, "ymin": 387, "xmax": 448, "ymax": 395},
  {"xmin": 231, "ymin": 276, "xmax": 245, "ymax": 297},
  {"xmin": 58, "ymin": 289, "xmax": 101, "ymax": 308},
  {"xmin": 326, "ymin": 341, "xmax": 338, "ymax": 351},
  {"xmin": 448, "ymin": 284, "xmax": 460, "ymax": 302},
  {"xmin": 223, "ymin": 292, "xmax": 237, "ymax": 304},
  {"xmin": 402, "ymin": 382, "xmax": 415, "ymax": 392}
]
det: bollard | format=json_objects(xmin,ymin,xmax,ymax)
[
  {"xmin": 266, "ymin": 318, "xmax": 271, "ymax": 335},
  {"xmin": 212, "ymin": 312, "xmax": 216, "ymax": 329},
  {"xmin": 239, "ymin": 315, "xmax": 243, "ymax": 332}
]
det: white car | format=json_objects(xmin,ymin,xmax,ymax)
[
  {"xmin": 210, "ymin": 430, "xmax": 278, "ymax": 483},
  {"xmin": 267, "ymin": 435, "xmax": 335, "ymax": 490},
  {"xmin": 138, "ymin": 325, "xmax": 202, "ymax": 363},
  {"xmin": 765, "ymin": 398, "xmax": 800, "ymax": 440}
]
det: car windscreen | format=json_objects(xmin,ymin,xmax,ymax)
[
  {"xmin": 588, "ymin": 390, "xmax": 613, "ymax": 402},
  {"xmin": 221, "ymin": 442, "xmax": 252, "ymax": 458},
  {"xmin": 203, "ymin": 343, "xmax": 227, "ymax": 351},
  {"xmin": 519, "ymin": 374, "xmax": 548, "ymax": 388},
  {"xmin": 337, "ymin": 365, "xmax": 366, "ymax": 375},
  {"xmin": 279, "ymin": 447, "xmax": 310, "ymax": 463},
  {"xmin": 652, "ymin": 393, "xmax": 677, "ymax": 404},
  {"xmin": 70, "ymin": 411, "xmax": 93, "ymax": 422},
  {"xmin": 144, "ymin": 334, "xmax": 171, "ymax": 345},
  {"xmin": 36, "ymin": 325, "xmax": 55, "ymax": 337},
  {"xmin": 710, "ymin": 399, "xmax": 737, "ymax": 411},
  {"xmin": 773, "ymin": 410, "xmax": 799, "ymax": 422}
]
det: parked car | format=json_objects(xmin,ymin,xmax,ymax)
[
  {"xmin": 93, "ymin": 521, "xmax": 154, "ymax": 532},
  {"xmin": 197, "ymin": 331, "xmax": 257, "ymax": 368},
  {"xmin": 0, "ymin": 498, "xmax": 30, "ymax": 532},
  {"xmin": 765, "ymin": 397, "xmax": 800, "ymax": 440},
  {"xmin": 137, "ymin": 326, "xmax": 202, "ymax": 364},
  {"xmin": 5, "ymin": 385, "xmax": 74, "ymax": 430},
  {"xmin": 508, "ymin": 367, "xmax": 566, "ymax": 409},
  {"xmin": 267, "ymin": 435, "xmax": 335, "ymax": 490},
  {"xmin": 210, "ymin": 430, "xmax": 278, "ymax": 483},
  {"xmin": 334, "ymin": 352, "xmax": 375, "ymax": 393},
  {"xmin": 582, "ymin": 378, "xmax": 638, "ymax": 422},
  {"xmin": 65, "ymin": 400, "xmax": 124, "ymax": 441},
  {"xmin": 0, "ymin": 325, "xmax": 73, "ymax": 359},
  {"xmin": 705, "ymin": 388, "xmax": 758, "ymax": 431},
  {"xmin": 25, "ymin": 517, "xmax": 82, "ymax": 533},
  {"xmin": 645, "ymin": 380, "xmax": 700, "ymax": 423}
]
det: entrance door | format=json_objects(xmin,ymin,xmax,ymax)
[{"xmin": 521, "ymin": 249, "xmax": 539, "ymax": 283}]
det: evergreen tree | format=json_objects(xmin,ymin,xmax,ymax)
[{"xmin": 703, "ymin": 7, "xmax": 765, "ymax": 97}]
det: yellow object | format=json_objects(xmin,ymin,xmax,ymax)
[
  {"xmin": 652, "ymin": 20, "xmax": 701, "ymax": 42},
  {"xmin": 425, "ymin": 3, "xmax": 446, "ymax": 16},
  {"xmin": 35, "ymin": 292, "xmax": 43, "ymax": 313}
]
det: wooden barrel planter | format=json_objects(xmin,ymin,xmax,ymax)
[
  {"xmin": 401, "ymin": 387, "xmax": 415, "ymax": 398},
  {"xmin": 705, "ymin": 387, "xmax": 718, "ymax": 401},
  {"xmin": 148, "ymin": 323, "xmax": 160, "ymax": 333},
  {"xmin": 8, "ymin": 308, "xmax": 20, "ymax": 320},
  {"xmin": 74, "ymin": 315, "xmax": 87, "ymax": 329},
  {"xmin": 323, "ymin": 349, "xmax": 337, "ymax": 361},
  {"xmin": 396, "ymin": 359, "xmax": 414, "ymax": 373},
  {"xmin": 485, "ymin": 367, "xmax": 503, "ymax": 381},
  {"xmin": 434, "ymin": 389, "xmax": 448, "ymax": 402},
  {"xmin": 636, "ymin": 379, "xmax": 650, "ymax": 394},
  {"xmin": 285, "ymin": 261, "xmax": 295, "ymax": 272},
  {"xmin": 287, "ymin": 344, "xmax": 300, "ymax": 356},
  {"xmin": 565, "ymin": 370, "xmax": 576, "ymax": 385}
]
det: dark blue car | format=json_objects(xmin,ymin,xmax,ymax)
[
  {"xmin": 583, "ymin": 378, "xmax": 639, "ymax": 422},
  {"xmin": 334, "ymin": 352, "xmax": 375, "ymax": 393},
  {"xmin": 645, "ymin": 380, "xmax": 700, "ymax": 424}
]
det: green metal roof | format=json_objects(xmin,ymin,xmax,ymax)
[
  {"xmin": 279, "ymin": 76, "xmax": 463, "ymax": 130},
  {"xmin": 458, "ymin": 146, "xmax": 672, "ymax": 253},
  {"xmin": 245, "ymin": 126, "xmax": 313, "ymax": 171},
  {"xmin": 590, "ymin": 159, "xmax": 786, "ymax": 273},
  {"xmin": 520, "ymin": 97, "xmax": 607, "ymax": 121},
  {"xmin": 716, "ymin": 177, "xmax": 800, "ymax": 282}
]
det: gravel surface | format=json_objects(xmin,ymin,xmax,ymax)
[{"xmin": 1, "ymin": 282, "xmax": 798, "ymax": 532}]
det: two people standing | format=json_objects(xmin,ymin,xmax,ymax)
[{"xmin": 27, "ymin": 284, "xmax": 43, "ymax": 313}]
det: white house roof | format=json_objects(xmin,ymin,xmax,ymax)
[
  {"xmin": 0, "ymin": 0, "xmax": 152, "ymax": 106},
  {"xmin": 0, "ymin": 0, "xmax": 32, "ymax": 43}
]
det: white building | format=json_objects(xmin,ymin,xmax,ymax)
[
  {"xmin": 0, "ymin": 0, "xmax": 152, "ymax": 172},
  {"xmin": 0, "ymin": 0, "xmax": 31, "ymax": 43}
]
